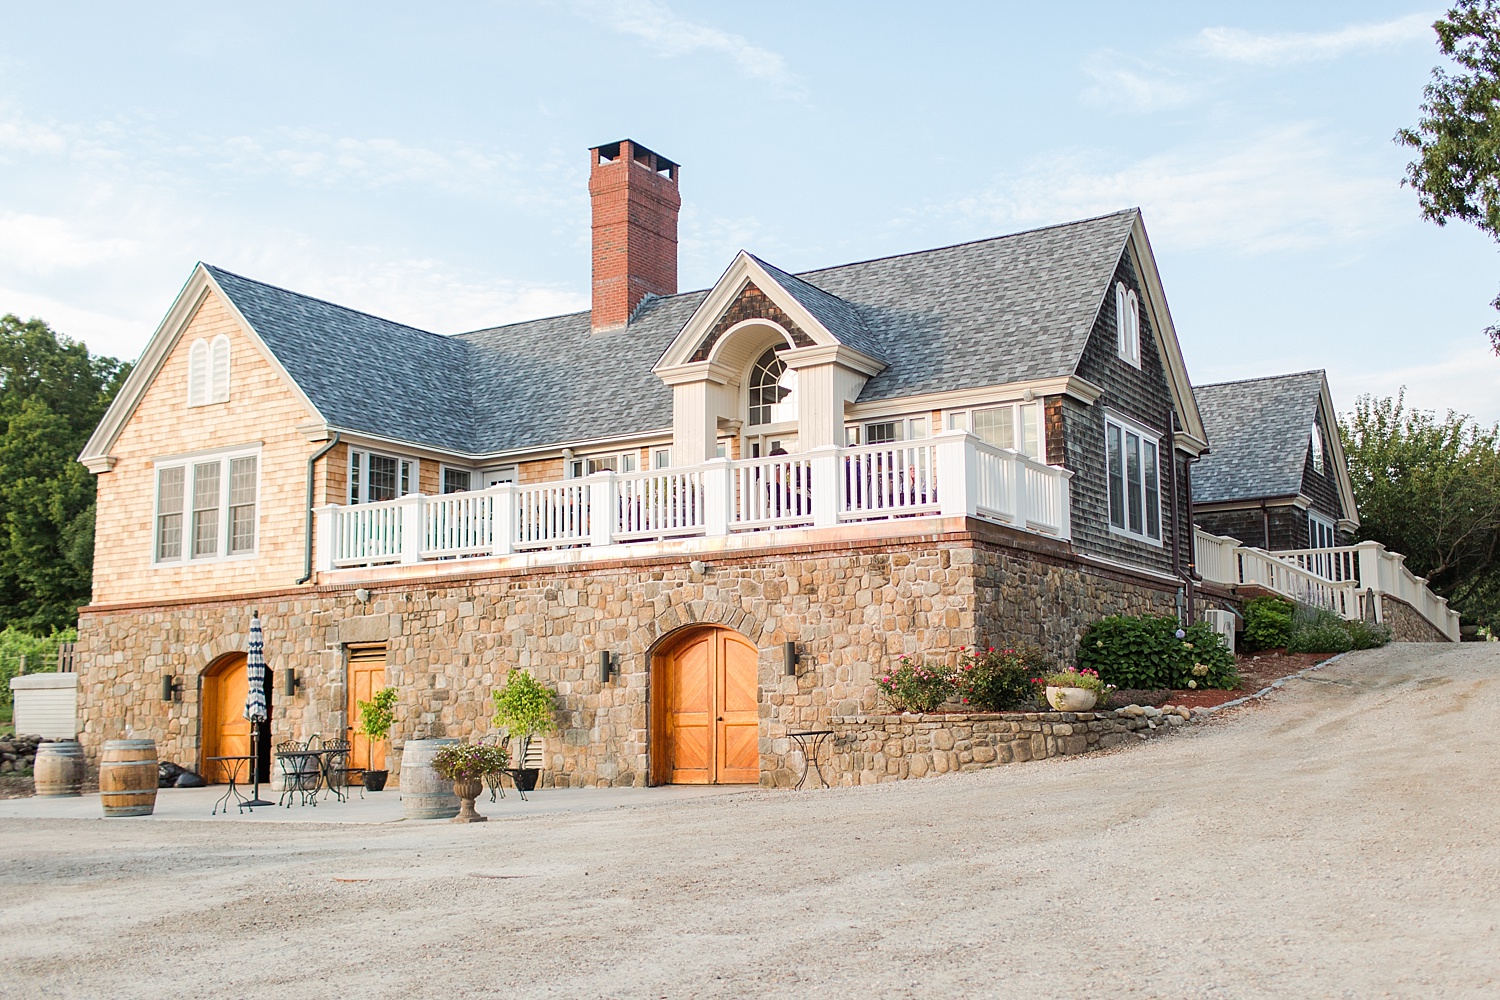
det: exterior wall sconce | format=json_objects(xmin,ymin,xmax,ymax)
[
  {"xmin": 690, "ymin": 560, "xmax": 708, "ymax": 575},
  {"xmin": 282, "ymin": 668, "xmax": 302, "ymax": 697},
  {"xmin": 161, "ymin": 675, "xmax": 183, "ymax": 702},
  {"xmin": 784, "ymin": 641, "xmax": 800, "ymax": 676},
  {"xmin": 354, "ymin": 588, "xmax": 371, "ymax": 604},
  {"xmin": 599, "ymin": 650, "xmax": 618, "ymax": 684}
]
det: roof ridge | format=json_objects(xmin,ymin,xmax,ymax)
[
  {"xmin": 203, "ymin": 263, "xmax": 449, "ymax": 342},
  {"xmin": 1196, "ymin": 369, "xmax": 1326, "ymax": 390}
]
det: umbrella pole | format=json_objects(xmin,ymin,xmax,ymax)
[{"xmin": 244, "ymin": 720, "xmax": 273, "ymax": 808}]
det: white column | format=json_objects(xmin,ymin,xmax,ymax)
[
  {"xmin": 1009, "ymin": 452, "xmax": 1030, "ymax": 528},
  {"xmin": 589, "ymin": 471, "xmax": 616, "ymax": 547},
  {"xmin": 399, "ymin": 495, "xmax": 422, "ymax": 564},
  {"xmin": 672, "ymin": 382, "xmax": 720, "ymax": 465},
  {"xmin": 703, "ymin": 457, "xmax": 732, "ymax": 536},
  {"xmin": 934, "ymin": 429, "xmax": 974, "ymax": 519},
  {"xmin": 490, "ymin": 484, "xmax": 515, "ymax": 556},
  {"xmin": 809, "ymin": 444, "xmax": 840, "ymax": 528},
  {"xmin": 313, "ymin": 505, "xmax": 337, "ymax": 572},
  {"xmin": 1055, "ymin": 470, "xmax": 1073, "ymax": 541}
]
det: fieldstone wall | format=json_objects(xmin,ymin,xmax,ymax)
[
  {"xmin": 828, "ymin": 707, "xmax": 1188, "ymax": 785},
  {"xmin": 75, "ymin": 521, "xmax": 1184, "ymax": 789},
  {"xmin": 1379, "ymin": 595, "xmax": 1453, "ymax": 643}
]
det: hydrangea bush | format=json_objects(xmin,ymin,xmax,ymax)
[{"xmin": 1076, "ymin": 615, "xmax": 1238, "ymax": 691}]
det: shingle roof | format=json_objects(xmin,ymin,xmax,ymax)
[
  {"xmin": 1192, "ymin": 370, "xmax": 1326, "ymax": 504},
  {"xmin": 204, "ymin": 210, "xmax": 1139, "ymax": 456}
]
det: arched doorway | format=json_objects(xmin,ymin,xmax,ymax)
[
  {"xmin": 200, "ymin": 653, "xmax": 270, "ymax": 783},
  {"xmin": 651, "ymin": 626, "xmax": 760, "ymax": 785}
]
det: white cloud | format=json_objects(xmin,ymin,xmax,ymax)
[
  {"xmin": 0, "ymin": 213, "xmax": 139, "ymax": 276},
  {"xmin": 1081, "ymin": 54, "xmax": 1194, "ymax": 112},
  {"xmin": 952, "ymin": 125, "xmax": 1406, "ymax": 254},
  {"xmin": 1336, "ymin": 346, "xmax": 1500, "ymax": 426},
  {"xmin": 572, "ymin": 0, "xmax": 799, "ymax": 94},
  {"xmin": 1193, "ymin": 13, "xmax": 1434, "ymax": 65}
]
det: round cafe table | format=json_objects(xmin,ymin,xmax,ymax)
[{"xmin": 207, "ymin": 755, "xmax": 254, "ymax": 815}]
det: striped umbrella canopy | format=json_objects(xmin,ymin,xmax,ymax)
[{"xmin": 244, "ymin": 614, "xmax": 269, "ymax": 723}]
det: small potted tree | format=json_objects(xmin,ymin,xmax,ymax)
[
  {"xmin": 490, "ymin": 670, "xmax": 558, "ymax": 791},
  {"xmin": 356, "ymin": 686, "xmax": 397, "ymax": 792}
]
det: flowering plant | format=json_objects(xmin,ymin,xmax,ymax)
[
  {"xmin": 430, "ymin": 742, "xmax": 510, "ymax": 782},
  {"xmin": 954, "ymin": 645, "xmax": 1048, "ymax": 711},
  {"xmin": 877, "ymin": 656, "xmax": 955, "ymax": 713},
  {"xmin": 1037, "ymin": 666, "xmax": 1112, "ymax": 698}
]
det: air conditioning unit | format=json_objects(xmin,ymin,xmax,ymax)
[{"xmin": 1202, "ymin": 609, "xmax": 1237, "ymax": 654}]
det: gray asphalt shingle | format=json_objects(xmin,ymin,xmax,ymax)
[{"xmin": 1192, "ymin": 371, "xmax": 1325, "ymax": 504}]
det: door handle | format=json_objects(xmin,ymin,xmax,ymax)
[{"xmin": 717, "ymin": 717, "xmax": 723, "ymax": 721}]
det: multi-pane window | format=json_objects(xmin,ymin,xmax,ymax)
[
  {"xmin": 948, "ymin": 403, "xmax": 1042, "ymax": 460},
  {"xmin": 1115, "ymin": 282, "xmax": 1141, "ymax": 367},
  {"xmin": 748, "ymin": 346, "xmax": 797, "ymax": 426},
  {"xmin": 1309, "ymin": 512, "xmax": 1336, "ymax": 549},
  {"xmin": 442, "ymin": 468, "xmax": 473, "ymax": 494},
  {"xmin": 348, "ymin": 450, "xmax": 418, "ymax": 504},
  {"xmin": 568, "ymin": 452, "xmax": 639, "ymax": 478},
  {"xmin": 156, "ymin": 467, "xmax": 185, "ymax": 560},
  {"xmin": 1105, "ymin": 416, "xmax": 1161, "ymax": 543},
  {"xmin": 856, "ymin": 417, "xmax": 930, "ymax": 446},
  {"xmin": 653, "ymin": 448, "xmax": 672, "ymax": 469},
  {"xmin": 154, "ymin": 450, "xmax": 258, "ymax": 562}
]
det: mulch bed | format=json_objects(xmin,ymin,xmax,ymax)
[{"xmin": 1107, "ymin": 650, "xmax": 1333, "ymax": 711}]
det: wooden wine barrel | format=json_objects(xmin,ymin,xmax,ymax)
[
  {"xmin": 33, "ymin": 740, "xmax": 84, "ymax": 797},
  {"xmin": 400, "ymin": 738, "xmax": 460, "ymax": 820},
  {"xmin": 99, "ymin": 739, "xmax": 159, "ymax": 817}
]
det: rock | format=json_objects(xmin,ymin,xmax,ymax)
[
  {"xmin": 1167, "ymin": 715, "xmax": 1183, "ymax": 726},
  {"xmin": 1123, "ymin": 705, "xmax": 1147, "ymax": 718},
  {"xmin": 0, "ymin": 742, "xmax": 13, "ymax": 754},
  {"xmin": 1175, "ymin": 707, "xmax": 1192, "ymax": 720},
  {"xmin": 1142, "ymin": 705, "xmax": 1164, "ymax": 719}
]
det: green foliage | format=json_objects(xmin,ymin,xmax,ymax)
[
  {"xmin": 877, "ymin": 656, "xmax": 954, "ymax": 713},
  {"xmin": 357, "ymin": 687, "xmax": 397, "ymax": 744},
  {"xmin": 1396, "ymin": 1, "xmax": 1500, "ymax": 350},
  {"xmin": 953, "ymin": 645, "xmax": 1047, "ymax": 711},
  {"xmin": 490, "ymin": 670, "xmax": 558, "ymax": 738},
  {"xmin": 1342, "ymin": 394, "xmax": 1500, "ymax": 627},
  {"xmin": 1077, "ymin": 615, "xmax": 1239, "ymax": 691},
  {"xmin": 1243, "ymin": 596, "xmax": 1296, "ymax": 651},
  {"xmin": 430, "ymin": 741, "xmax": 509, "ymax": 781},
  {"xmin": 0, "ymin": 315, "xmax": 129, "ymax": 632},
  {"xmin": 1344, "ymin": 619, "xmax": 1394, "ymax": 651},
  {"xmin": 0, "ymin": 626, "xmax": 76, "ymax": 709},
  {"xmin": 1285, "ymin": 603, "xmax": 1392, "ymax": 654}
]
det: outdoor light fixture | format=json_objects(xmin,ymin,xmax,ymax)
[
  {"xmin": 355, "ymin": 588, "xmax": 371, "ymax": 604},
  {"xmin": 599, "ymin": 650, "xmax": 617, "ymax": 684},
  {"xmin": 784, "ymin": 641, "xmax": 800, "ymax": 676},
  {"xmin": 282, "ymin": 668, "xmax": 301, "ymax": 697},
  {"xmin": 160, "ymin": 675, "xmax": 183, "ymax": 703},
  {"xmin": 690, "ymin": 559, "xmax": 707, "ymax": 576}
]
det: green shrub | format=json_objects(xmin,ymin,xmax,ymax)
[
  {"xmin": 1242, "ymin": 597, "xmax": 1295, "ymax": 651},
  {"xmin": 1077, "ymin": 615, "xmax": 1239, "ymax": 691},
  {"xmin": 0, "ymin": 627, "xmax": 77, "ymax": 710},
  {"xmin": 1284, "ymin": 602, "xmax": 1392, "ymax": 653},
  {"xmin": 1286, "ymin": 621, "xmax": 1355, "ymax": 654},
  {"xmin": 491, "ymin": 670, "xmax": 559, "ymax": 738},
  {"xmin": 1344, "ymin": 619, "xmax": 1393, "ymax": 650},
  {"xmin": 954, "ymin": 646, "xmax": 1046, "ymax": 711},
  {"xmin": 878, "ymin": 656, "xmax": 954, "ymax": 713}
]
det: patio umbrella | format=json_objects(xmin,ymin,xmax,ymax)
[{"xmin": 242, "ymin": 611, "xmax": 273, "ymax": 808}]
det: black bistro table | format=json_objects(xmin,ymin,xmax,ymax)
[
  {"xmin": 207, "ymin": 755, "xmax": 254, "ymax": 815},
  {"xmin": 275, "ymin": 749, "xmax": 327, "ymax": 808},
  {"xmin": 787, "ymin": 730, "xmax": 834, "ymax": 789}
]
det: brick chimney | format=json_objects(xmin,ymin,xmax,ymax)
[{"xmin": 589, "ymin": 139, "xmax": 680, "ymax": 331}]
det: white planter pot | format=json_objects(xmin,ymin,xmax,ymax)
[{"xmin": 1045, "ymin": 686, "xmax": 1098, "ymax": 712}]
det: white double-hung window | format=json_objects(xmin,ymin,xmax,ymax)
[
  {"xmin": 154, "ymin": 446, "xmax": 260, "ymax": 563},
  {"xmin": 348, "ymin": 450, "xmax": 418, "ymax": 504},
  {"xmin": 1104, "ymin": 415, "xmax": 1162, "ymax": 544}
]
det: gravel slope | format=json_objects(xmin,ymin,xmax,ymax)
[{"xmin": 2, "ymin": 643, "xmax": 1497, "ymax": 999}]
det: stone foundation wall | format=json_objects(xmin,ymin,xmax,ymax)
[
  {"xmin": 1380, "ymin": 595, "xmax": 1453, "ymax": 643},
  {"xmin": 75, "ymin": 522, "xmax": 1185, "ymax": 789},
  {"xmin": 828, "ymin": 709, "xmax": 1180, "ymax": 785}
]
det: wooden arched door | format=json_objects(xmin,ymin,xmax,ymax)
[
  {"xmin": 652, "ymin": 627, "xmax": 760, "ymax": 785},
  {"xmin": 200, "ymin": 653, "xmax": 249, "ymax": 784}
]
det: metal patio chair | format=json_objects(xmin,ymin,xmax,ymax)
[{"xmin": 275, "ymin": 738, "xmax": 319, "ymax": 808}]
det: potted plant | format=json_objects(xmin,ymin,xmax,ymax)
[
  {"xmin": 1038, "ymin": 667, "xmax": 1111, "ymax": 712},
  {"xmin": 356, "ymin": 686, "xmax": 397, "ymax": 792},
  {"xmin": 429, "ymin": 742, "xmax": 509, "ymax": 823},
  {"xmin": 490, "ymin": 670, "xmax": 558, "ymax": 791}
]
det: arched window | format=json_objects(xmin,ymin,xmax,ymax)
[
  {"xmin": 210, "ymin": 335, "xmax": 231, "ymax": 403},
  {"xmin": 1115, "ymin": 281, "xmax": 1140, "ymax": 367},
  {"xmin": 748, "ymin": 346, "xmax": 797, "ymax": 426},
  {"xmin": 187, "ymin": 338, "xmax": 210, "ymax": 406}
]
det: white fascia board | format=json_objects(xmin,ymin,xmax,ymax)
[
  {"xmin": 1127, "ymin": 216, "xmax": 1208, "ymax": 448},
  {"xmin": 1317, "ymin": 376, "xmax": 1361, "ymax": 529},
  {"xmin": 1173, "ymin": 431, "xmax": 1210, "ymax": 457},
  {"xmin": 77, "ymin": 264, "xmax": 328, "ymax": 471},
  {"xmin": 655, "ymin": 359, "xmax": 740, "ymax": 387},
  {"xmin": 842, "ymin": 375, "xmax": 1096, "ymax": 423},
  {"xmin": 332, "ymin": 425, "xmax": 676, "ymax": 468},
  {"xmin": 781, "ymin": 343, "xmax": 885, "ymax": 378}
]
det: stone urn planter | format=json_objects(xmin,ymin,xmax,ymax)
[
  {"xmin": 451, "ymin": 777, "xmax": 486, "ymax": 823},
  {"xmin": 1045, "ymin": 686, "xmax": 1098, "ymax": 712}
]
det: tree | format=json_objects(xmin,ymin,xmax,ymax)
[
  {"xmin": 1342, "ymin": 393, "xmax": 1500, "ymax": 627},
  {"xmin": 1396, "ymin": 1, "xmax": 1500, "ymax": 353},
  {"xmin": 0, "ymin": 315, "xmax": 129, "ymax": 632}
]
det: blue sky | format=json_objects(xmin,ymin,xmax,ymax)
[{"xmin": 3, "ymin": 2, "xmax": 1498, "ymax": 422}]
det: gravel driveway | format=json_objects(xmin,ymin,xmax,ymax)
[{"xmin": 2, "ymin": 642, "xmax": 1497, "ymax": 999}]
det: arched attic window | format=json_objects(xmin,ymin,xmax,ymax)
[
  {"xmin": 210, "ymin": 334, "xmax": 231, "ymax": 403},
  {"xmin": 187, "ymin": 339, "xmax": 209, "ymax": 406},
  {"xmin": 186, "ymin": 335, "xmax": 232, "ymax": 406},
  {"xmin": 748, "ymin": 346, "xmax": 797, "ymax": 425}
]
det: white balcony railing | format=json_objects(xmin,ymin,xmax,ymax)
[
  {"xmin": 317, "ymin": 431, "xmax": 1073, "ymax": 572},
  {"xmin": 1193, "ymin": 528, "xmax": 1460, "ymax": 641}
]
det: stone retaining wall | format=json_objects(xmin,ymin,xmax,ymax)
[
  {"xmin": 1380, "ymin": 595, "xmax": 1452, "ymax": 643},
  {"xmin": 828, "ymin": 707, "xmax": 1190, "ymax": 785}
]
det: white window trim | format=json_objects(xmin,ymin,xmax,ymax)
[
  {"xmin": 439, "ymin": 463, "xmax": 476, "ymax": 494},
  {"xmin": 1115, "ymin": 282, "xmax": 1141, "ymax": 368},
  {"xmin": 1309, "ymin": 423, "xmax": 1326, "ymax": 475},
  {"xmin": 942, "ymin": 401, "xmax": 1046, "ymax": 461},
  {"xmin": 151, "ymin": 444, "xmax": 262, "ymax": 566},
  {"xmin": 567, "ymin": 450, "xmax": 639, "ymax": 478},
  {"xmin": 186, "ymin": 335, "xmax": 231, "ymax": 407},
  {"xmin": 348, "ymin": 449, "xmax": 420, "ymax": 504},
  {"xmin": 850, "ymin": 415, "xmax": 932, "ymax": 447},
  {"xmin": 1103, "ymin": 412, "xmax": 1164, "ymax": 547},
  {"xmin": 1309, "ymin": 510, "xmax": 1336, "ymax": 549}
]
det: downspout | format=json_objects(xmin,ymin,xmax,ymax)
[
  {"xmin": 296, "ymin": 431, "xmax": 341, "ymax": 585},
  {"xmin": 1167, "ymin": 432, "xmax": 1189, "ymax": 619}
]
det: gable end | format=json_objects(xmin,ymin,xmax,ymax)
[{"xmin": 688, "ymin": 281, "xmax": 816, "ymax": 362}]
